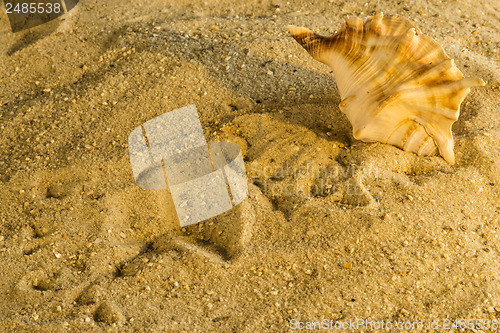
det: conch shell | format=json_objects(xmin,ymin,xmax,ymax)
[{"xmin": 288, "ymin": 13, "xmax": 485, "ymax": 164}]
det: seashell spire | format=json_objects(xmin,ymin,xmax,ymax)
[{"xmin": 288, "ymin": 13, "xmax": 485, "ymax": 164}]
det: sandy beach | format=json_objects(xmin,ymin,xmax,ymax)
[{"xmin": 0, "ymin": 0, "xmax": 499, "ymax": 331}]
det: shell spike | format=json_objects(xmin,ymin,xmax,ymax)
[
  {"xmin": 287, "ymin": 25, "xmax": 328, "ymax": 61},
  {"xmin": 345, "ymin": 15, "xmax": 364, "ymax": 30},
  {"xmin": 287, "ymin": 25, "xmax": 311, "ymax": 37},
  {"xmin": 369, "ymin": 12, "xmax": 385, "ymax": 34}
]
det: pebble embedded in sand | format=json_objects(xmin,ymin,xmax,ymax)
[
  {"xmin": 94, "ymin": 302, "xmax": 121, "ymax": 324},
  {"xmin": 46, "ymin": 183, "xmax": 70, "ymax": 199},
  {"xmin": 32, "ymin": 218, "xmax": 55, "ymax": 238},
  {"xmin": 32, "ymin": 277, "xmax": 56, "ymax": 291},
  {"xmin": 77, "ymin": 285, "xmax": 101, "ymax": 305},
  {"xmin": 117, "ymin": 260, "xmax": 142, "ymax": 277}
]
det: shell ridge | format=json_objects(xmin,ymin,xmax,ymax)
[
  {"xmin": 414, "ymin": 118, "xmax": 455, "ymax": 163},
  {"xmin": 403, "ymin": 124, "xmax": 430, "ymax": 152},
  {"xmin": 418, "ymin": 137, "xmax": 438, "ymax": 156},
  {"xmin": 403, "ymin": 102, "xmax": 458, "ymax": 122},
  {"xmin": 398, "ymin": 59, "xmax": 456, "ymax": 88},
  {"xmin": 343, "ymin": 22, "xmax": 364, "ymax": 66},
  {"xmin": 410, "ymin": 35, "xmax": 448, "ymax": 64},
  {"xmin": 396, "ymin": 78, "xmax": 483, "ymax": 115},
  {"xmin": 347, "ymin": 55, "xmax": 383, "ymax": 94},
  {"xmin": 352, "ymin": 30, "xmax": 421, "ymax": 98},
  {"xmin": 386, "ymin": 118, "xmax": 419, "ymax": 145}
]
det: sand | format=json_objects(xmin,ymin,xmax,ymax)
[{"xmin": 0, "ymin": 0, "xmax": 499, "ymax": 331}]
